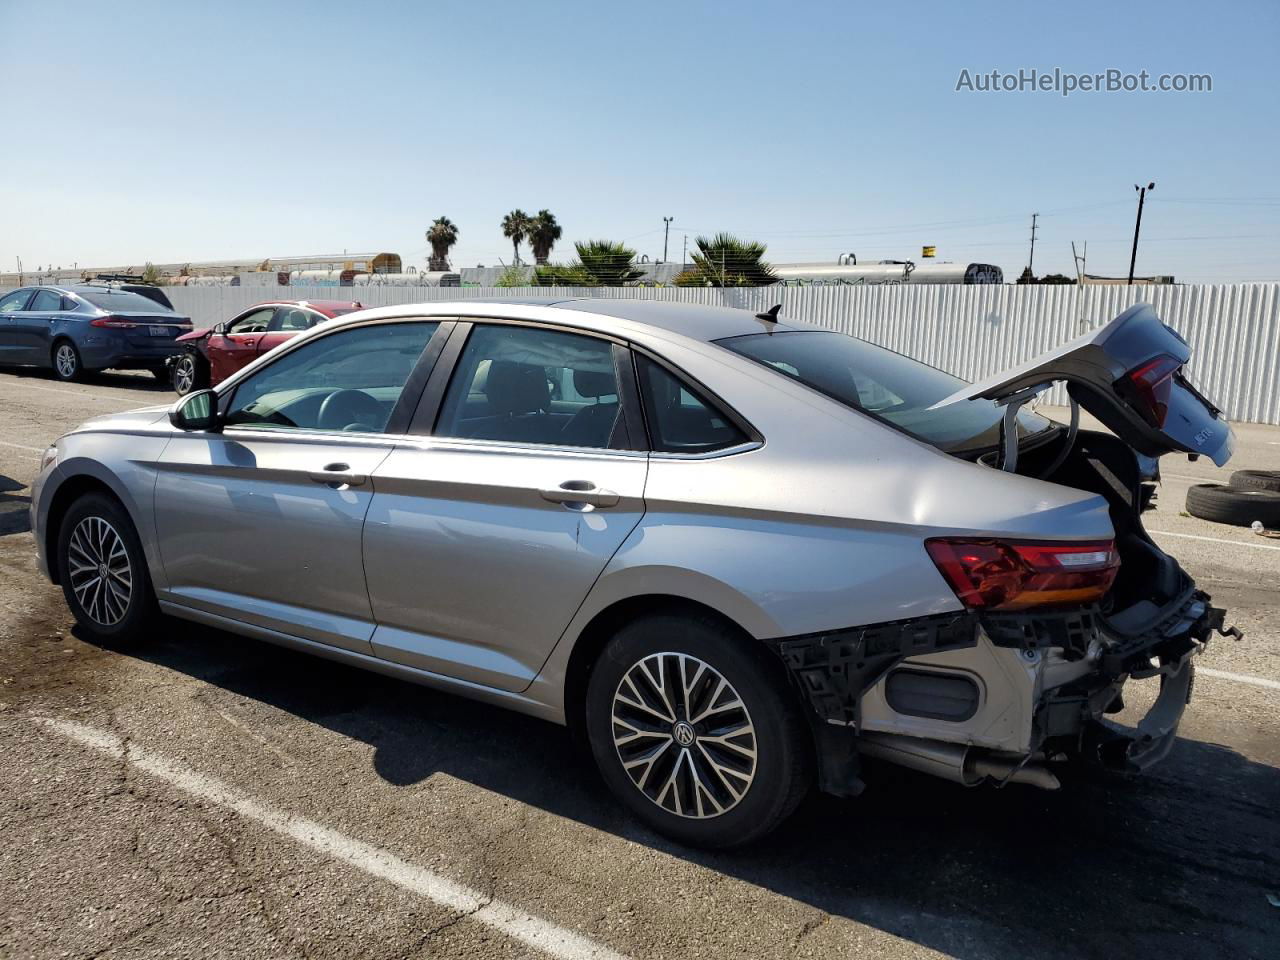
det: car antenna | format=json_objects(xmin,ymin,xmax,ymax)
[{"xmin": 755, "ymin": 304, "xmax": 782, "ymax": 324}]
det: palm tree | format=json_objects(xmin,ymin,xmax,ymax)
[
  {"xmin": 528, "ymin": 209, "xmax": 562, "ymax": 265},
  {"xmin": 574, "ymin": 240, "xmax": 645, "ymax": 285},
  {"xmin": 426, "ymin": 217, "xmax": 459, "ymax": 271},
  {"xmin": 681, "ymin": 233, "xmax": 778, "ymax": 286},
  {"xmin": 501, "ymin": 209, "xmax": 532, "ymax": 265}
]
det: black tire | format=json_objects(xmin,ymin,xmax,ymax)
[
  {"xmin": 50, "ymin": 340, "xmax": 83, "ymax": 382},
  {"xmin": 56, "ymin": 493, "xmax": 158, "ymax": 645},
  {"xmin": 584, "ymin": 613, "xmax": 811, "ymax": 848},
  {"xmin": 171, "ymin": 350, "xmax": 210, "ymax": 396},
  {"xmin": 1185, "ymin": 483, "xmax": 1280, "ymax": 527},
  {"xmin": 1229, "ymin": 469, "xmax": 1280, "ymax": 493}
]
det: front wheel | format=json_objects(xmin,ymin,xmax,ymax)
[
  {"xmin": 585, "ymin": 613, "xmax": 811, "ymax": 847},
  {"xmin": 171, "ymin": 350, "xmax": 209, "ymax": 396},
  {"xmin": 51, "ymin": 341, "xmax": 83, "ymax": 382},
  {"xmin": 56, "ymin": 493, "xmax": 158, "ymax": 645}
]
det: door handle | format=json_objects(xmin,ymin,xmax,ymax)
[
  {"xmin": 308, "ymin": 462, "xmax": 367, "ymax": 488},
  {"xmin": 539, "ymin": 480, "xmax": 620, "ymax": 509}
]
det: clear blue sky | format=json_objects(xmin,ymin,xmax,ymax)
[{"xmin": 3, "ymin": 0, "xmax": 1278, "ymax": 282}]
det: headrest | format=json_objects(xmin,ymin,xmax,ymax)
[
  {"xmin": 573, "ymin": 368, "xmax": 616, "ymax": 399},
  {"xmin": 485, "ymin": 361, "xmax": 549, "ymax": 415}
]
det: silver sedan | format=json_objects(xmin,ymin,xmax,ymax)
[{"xmin": 29, "ymin": 298, "xmax": 1238, "ymax": 847}]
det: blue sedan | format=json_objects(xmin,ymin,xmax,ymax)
[{"xmin": 0, "ymin": 284, "xmax": 192, "ymax": 381}]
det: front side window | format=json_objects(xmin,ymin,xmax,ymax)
[
  {"xmin": 0, "ymin": 290, "xmax": 32, "ymax": 313},
  {"xmin": 435, "ymin": 324, "xmax": 627, "ymax": 449},
  {"xmin": 30, "ymin": 290, "xmax": 62, "ymax": 312},
  {"xmin": 720, "ymin": 330, "xmax": 1051, "ymax": 453},
  {"xmin": 636, "ymin": 356, "xmax": 748, "ymax": 453},
  {"xmin": 228, "ymin": 308, "xmax": 273, "ymax": 334},
  {"xmin": 224, "ymin": 321, "xmax": 439, "ymax": 433}
]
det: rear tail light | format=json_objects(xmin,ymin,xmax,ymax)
[
  {"xmin": 90, "ymin": 315, "xmax": 137, "ymax": 329},
  {"xmin": 1125, "ymin": 355, "xmax": 1181, "ymax": 427},
  {"xmin": 925, "ymin": 538, "xmax": 1119, "ymax": 610}
]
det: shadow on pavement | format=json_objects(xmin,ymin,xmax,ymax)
[
  {"xmin": 0, "ymin": 475, "xmax": 31, "ymax": 536},
  {"xmin": 101, "ymin": 621, "xmax": 1280, "ymax": 960},
  {"xmin": 4, "ymin": 366, "xmax": 171, "ymax": 392}
]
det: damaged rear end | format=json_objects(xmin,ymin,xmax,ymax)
[{"xmin": 770, "ymin": 304, "xmax": 1242, "ymax": 795}]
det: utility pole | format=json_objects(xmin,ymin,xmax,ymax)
[
  {"xmin": 1128, "ymin": 182, "xmax": 1154, "ymax": 285},
  {"xmin": 1071, "ymin": 241, "xmax": 1088, "ymax": 283},
  {"xmin": 662, "ymin": 217, "xmax": 673, "ymax": 263},
  {"xmin": 681, "ymin": 234, "xmax": 688, "ymax": 268},
  {"xmin": 1027, "ymin": 213, "xmax": 1039, "ymax": 275}
]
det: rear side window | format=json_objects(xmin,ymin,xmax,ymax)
[
  {"xmin": 30, "ymin": 290, "xmax": 62, "ymax": 311},
  {"xmin": 78, "ymin": 289, "xmax": 170, "ymax": 313},
  {"xmin": 637, "ymin": 356, "xmax": 748, "ymax": 454}
]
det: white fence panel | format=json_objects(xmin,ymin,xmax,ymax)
[{"xmin": 3, "ymin": 282, "xmax": 1278, "ymax": 423}]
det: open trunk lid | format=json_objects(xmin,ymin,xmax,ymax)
[{"xmin": 931, "ymin": 304, "xmax": 1235, "ymax": 467}]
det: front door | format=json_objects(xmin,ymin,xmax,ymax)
[
  {"xmin": 208, "ymin": 306, "xmax": 275, "ymax": 383},
  {"xmin": 154, "ymin": 318, "xmax": 443, "ymax": 652},
  {"xmin": 17, "ymin": 289, "xmax": 64, "ymax": 363},
  {"xmin": 363, "ymin": 321, "xmax": 648, "ymax": 692}
]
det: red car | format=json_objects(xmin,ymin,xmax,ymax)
[{"xmin": 169, "ymin": 300, "xmax": 362, "ymax": 395}]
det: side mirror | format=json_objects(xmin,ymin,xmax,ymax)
[
  {"xmin": 169, "ymin": 389, "xmax": 222, "ymax": 432},
  {"xmin": 212, "ymin": 322, "xmax": 227, "ymax": 336}
]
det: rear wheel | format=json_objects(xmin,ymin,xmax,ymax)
[
  {"xmin": 1186, "ymin": 483, "xmax": 1280, "ymax": 527},
  {"xmin": 171, "ymin": 350, "xmax": 209, "ymax": 396},
  {"xmin": 56, "ymin": 493, "xmax": 157, "ymax": 645},
  {"xmin": 585, "ymin": 613, "xmax": 810, "ymax": 848},
  {"xmin": 51, "ymin": 340, "xmax": 83, "ymax": 382}
]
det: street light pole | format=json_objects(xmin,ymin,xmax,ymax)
[
  {"xmin": 662, "ymin": 217, "xmax": 673, "ymax": 263},
  {"xmin": 1128, "ymin": 182, "xmax": 1155, "ymax": 285}
]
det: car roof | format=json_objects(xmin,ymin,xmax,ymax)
[{"xmin": 329, "ymin": 297, "xmax": 813, "ymax": 344}]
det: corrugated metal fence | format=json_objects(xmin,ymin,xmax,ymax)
[{"xmin": 6, "ymin": 282, "xmax": 1279, "ymax": 424}]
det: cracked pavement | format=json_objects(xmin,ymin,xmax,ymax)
[{"xmin": 1, "ymin": 368, "xmax": 1278, "ymax": 959}]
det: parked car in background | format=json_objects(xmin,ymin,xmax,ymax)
[
  {"xmin": 0, "ymin": 284, "xmax": 191, "ymax": 381},
  {"xmin": 86, "ymin": 275, "xmax": 176, "ymax": 311},
  {"xmin": 170, "ymin": 299, "xmax": 362, "ymax": 395},
  {"xmin": 31, "ymin": 299, "xmax": 1239, "ymax": 847}
]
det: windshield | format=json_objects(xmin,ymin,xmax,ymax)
[
  {"xmin": 718, "ymin": 330, "xmax": 1053, "ymax": 453},
  {"xmin": 78, "ymin": 289, "xmax": 173, "ymax": 314}
]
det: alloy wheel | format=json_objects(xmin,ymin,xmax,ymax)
[
  {"xmin": 55, "ymin": 344, "xmax": 78, "ymax": 379},
  {"xmin": 67, "ymin": 516, "xmax": 132, "ymax": 626},
  {"xmin": 174, "ymin": 355, "xmax": 195, "ymax": 394},
  {"xmin": 611, "ymin": 652, "xmax": 758, "ymax": 819}
]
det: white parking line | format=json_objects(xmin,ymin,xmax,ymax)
[
  {"xmin": 1198, "ymin": 668, "xmax": 1280, "ymax": 692},
  {"xmin": 0, "ymin": 381, "xmax": 143, "ymax": 405},
  {"xmin": 0, "ymin": 440, "xmax": 45, "ymax": 452},
  {"xmin": 1160, "ymin": 473, "xmax": 1225, "ymax": 483},
  {"xmin": 36, "ymin": 717, "xmax": 631, "ymax": 960},
  {"xmin": 1147, "ymin": 529, "xmax": 1280, "ymax": 552}
]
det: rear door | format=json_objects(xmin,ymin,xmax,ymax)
[
  {"xmin": 362, "ymin": 320, "xmax": 648, "ymax": 692},
  {"xmin": 0, "ymin": 289, "xmax": 35, "ymax": 362},
  {"xmin": 208, "ymin": 306, "xmax": 275, "ymax": 383},
  {"xmin": 10, "ymin": 288, "xmax": 61, "ymax": 362},
  {"xmin": 255, "ymin": 306, "xmax": 317, "ymax": 358},
  {"xmin": 933, "ymin": 303, "xmax": 1235, "ymax": 466}
]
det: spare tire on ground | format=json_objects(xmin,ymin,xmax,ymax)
[
  {"xmin": 1229, "ymin": 469, "xmax": 1280, "ymax": 493},
  {"xmin": 1186, "ymin": 483, "xmax": 1280, "ymax": 527}
]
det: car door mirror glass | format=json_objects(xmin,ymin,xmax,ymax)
[{"xmin": 170, "ymin": 389, "xmax": 221, "ymax": 432}]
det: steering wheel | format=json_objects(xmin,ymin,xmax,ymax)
[{"xmin": 317, "ymin": 389, "xmax": 384, "ymax": 431}]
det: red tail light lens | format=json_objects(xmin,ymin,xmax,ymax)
[
  {"xmin": 925, "ymin": 538, "xmax": 1119, "ymax": 610},
  {"xmin": 1126, "ymin": 355, "xmax": 1180, "ymax": 427},
  {"xmin": 90, "ymin": 315, "xmax": 137, "ymax": 329}
]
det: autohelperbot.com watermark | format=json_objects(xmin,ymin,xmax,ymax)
[{"xmin": 955, "ymin": 68, "xmax": 1212, "ymax": 97}]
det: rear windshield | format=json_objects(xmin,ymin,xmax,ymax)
[
  {"xmin": 719, "ymin": 330, "xmax": 1052, "ymax": 453},
  {"xmin": 77, "ymin": 289, "xmax": 172, "ymax": 314}
]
